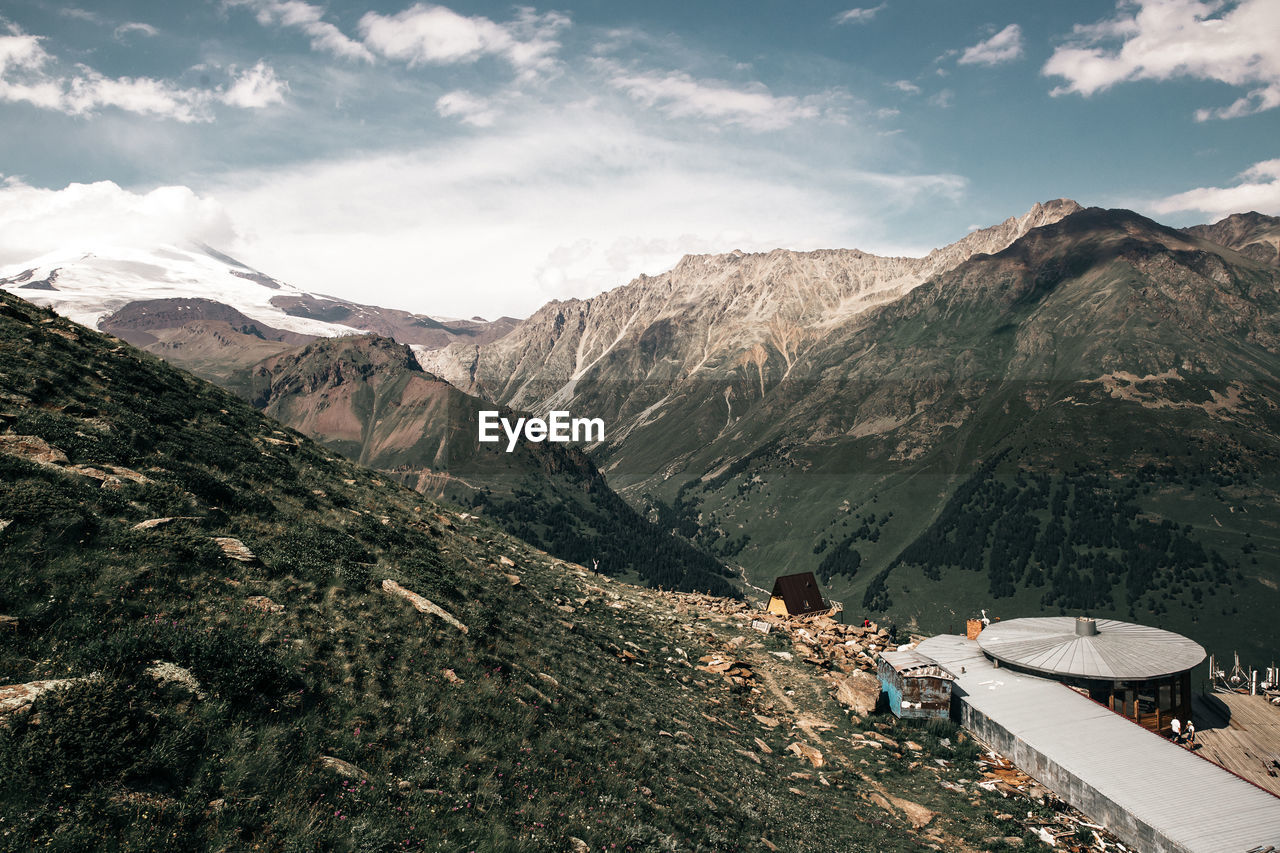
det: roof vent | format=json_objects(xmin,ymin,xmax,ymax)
[{"xmin": 1076, "ymin": 617, "xmax": 1098, "ymax": 637}]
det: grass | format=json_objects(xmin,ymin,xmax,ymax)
[{"xmin": 0, "ymin": 291, "xmax": 1048, "ymax": 851}]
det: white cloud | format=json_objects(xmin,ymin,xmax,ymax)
[
  {"xmin": 0, "ymin": 180, "xmax": 236, "ymax": 267},
  {"xmin": 58, "ymin": 8, "xmax": 104, "ymax": 24},
  {"xmin": 605, "ymin": 66, "xmax": 842, "ymax": 131},
  {"xmin": 888, "ymin": 79, "xmax": 920, "ymax": 94},
  {"xmin": 226, "ymin": 0, "xmax": 373, "ymax": 62},
  {"xmin": 1150, "ymin": 158, "xmax": 1280, "ymax": 219},
  {"xmin": 358, "ymin": 3, "xmax": 568, "ymax": 78},
  {"xmin": 435, "ymin": 90, "xmax": 498, "ymax": 126},
  {"xmin": 959, "ymin": 24, "xmax": 1024, "ymax": 66},
  {"xmin": 202, "ymin": 109, "xmax": 963, "ymax": 318},
  {"xmin": 1044, "ymin": 0, "xmax": 1280, "ymax": 120},
  {"xmin": 113, "ymin": 22, "xmax": 159, "ymax": 40},
  {"xmin": 0, "ymin": 28, "xmax": 287, "ymax": 121},
  {"xmin": 834, "ymin": 4, "xmax": 887, "ymax": 25},
  {"xmin": 222, "ymin": 61, "xmax": 289, "ymax": 108}
]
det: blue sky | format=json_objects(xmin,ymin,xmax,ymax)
[{"xmin": 0, "ymin": 0, "xmax": 1277, "ymax": 318}]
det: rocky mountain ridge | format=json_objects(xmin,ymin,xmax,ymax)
[{"xmin": 417, "ymin": 199, "xmax": 1083, "ymax": 408}]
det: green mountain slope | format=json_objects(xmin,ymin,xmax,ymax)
[
  {"xmin": 654, "ymin": 208, "xmax": 1280, "ymax": 660},
  {"xmin": 0, "ymin": 289, "xmax": 1042, "ymax": 852},
  {"xmin": 230, "ymin": 333, "xmax": 736, "ymax": 595},
  {"xmin": 425, "ymin": 207, "xmax": 1280, "ymax": 662}
]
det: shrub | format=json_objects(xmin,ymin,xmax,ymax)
[{"xmin": 0, "ymin": 678, "xmax": 201, "ymax": 795}]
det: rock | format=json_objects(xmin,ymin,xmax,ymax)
[
  {"xmin": 568, "ymin": 837, "xmax": 589, "ymax": 853},
  {"xmin": 145, "ymin": 661, "xmax": 206, "ymax": 700},
  {"xmin": 866, "ymin": 731, "xmax": 900, "ymax": 749},
  {"xmin": 381, "ymin": 579, "xmax": 468, "ymax": 633},
  {"xmin": 245, "ymin": 595, "xmax": 284, "ymax": 613},
  {"xmin": 398, "ymin": 780, "xmax": 412, "ymax": 791},
  {"xmin": 0, "ymin": 678, "xmax": 80, "ymax": 716},
  {"xmin": 498, "ymin": 555, "xmax": 516, "ymax": 567},
  {"xmin": 0, "ymin": 614, "xmax": 17, "ymax": 631},
  {"xmin": 0, "ymin": 434, "xmax": 68, "ymax": 466},
  {"xmin": 906, "ymin": 740, "xmax": 923, "ymax": 751},
  {"xmin": 0, "ymin": 519, "xmax": 11, "ymax": 534},
  {"xmin": 66, "ymin": 464, "xmax": 149, "ymax": 485},
  {"xmin": 786, "ymin": 741, "xmax": 825, "ymax": 768},
  {"xmin": 754, "ymin": 714, "xmax": 780, "ymax": 728},
  {"xmin": 132, "ymin": 516, "xmax": 200, "ymax": 530},
  {"xmin": 830, "ymin": 670, "xmax": 880, "ymax": 716},
  {"xmin": 753, "ymin": 736, "xmax": 773, "ymax": 754},
  {"xmin": 537, "ymin": 672, "xmax": 560, "ymax": 689},
  {"xmin": 504, "ymin": 573, "xmax": 521, "ymax": 586},
  {"xmin": 441, "ymin": 668, "xmax": 463, "ymax": 684},
  {"xmin": 317, "ymin": 755, "xmax": 369, "ymax": 780},
  {"xmin": 887, "ymin": 794, "xmax": 936, "ymax": 829},
  {"xmin": 213, "ymin": 537, "xmax": 257, "ymax": 563}
]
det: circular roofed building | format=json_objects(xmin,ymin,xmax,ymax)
[{"xmin": 976, "ymin": 616, "xmax": 1205, "ymax": 734}]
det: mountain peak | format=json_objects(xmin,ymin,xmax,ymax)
[{"xmin": 1182, "ymin": 211, "xmax": 1280, "ymax": 266}]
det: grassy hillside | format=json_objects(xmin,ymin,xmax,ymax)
[{"xmin": 0, "ymin": 290, "xmax": 1042, "ymax": 852}]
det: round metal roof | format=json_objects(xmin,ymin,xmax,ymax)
[{"xmin": 976, "ymin": 616, "xmax": 1205, "ymax": 681}]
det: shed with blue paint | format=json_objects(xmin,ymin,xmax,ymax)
[{"xmin": 877, "ymin": 650, "xmax": 956, "ymax": 720}]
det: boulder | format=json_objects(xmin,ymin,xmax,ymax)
[
  {"xmin": 245, "ymin": 595, "xmax": 284, "ymax": 613},
  {"xmin": 0, "ymin": 678, "xmax": 80, "ymax": 716},
  {"xmin": 213, "ymin": 537, "xmax": 257, "ymax": 563},
  {"xmin": 317, "ymin": 755, "xmax": 369, "ymax": 781},
  {"xmin": 786, "ymin": 741, "xmax": 825, "ymax": 768},
  {"xmin": 830, "ymin": 669, "xmax": 880, "ymax": 716},
  {"xmin": 0, "ymin": 435, "xmax": 68, "ymax": 466},
  {"xmin": 381, "ymin": 579, "xmax": 468, "ymax": 633}
]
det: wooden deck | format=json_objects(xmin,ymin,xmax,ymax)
[{"xmin": 1193, "ymin": 690, "xmax": 1280, "ymax": 798}]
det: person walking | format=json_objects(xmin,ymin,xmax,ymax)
[
  {"xmin": 1171, "ymin": 717, "xmax": 1182, "ymax": 743},
  {"xmin": 1186, "ymin": 720, "xmax": 1195, "ymax": 749}
]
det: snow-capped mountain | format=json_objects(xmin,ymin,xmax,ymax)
[
  {"xmin": 0, "ymin": 243, "xmax": 520, "ymax": 373},
  {"xmin": 0, "ymin": 243, "xmax": 364, "ymax": 337}
]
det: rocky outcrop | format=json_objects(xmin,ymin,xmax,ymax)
[{"xmin": 0, "ymin": 678, "xmax": 84, "ymax": 716}]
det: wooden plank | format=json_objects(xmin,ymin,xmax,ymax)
[{"xmin": 1192, "ymin": 692, "xmax": 1280, "ymax": 798}]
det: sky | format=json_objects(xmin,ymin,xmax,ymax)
[{"xmin": 0, "ymin": 0, "xmax": 1277, "ymax": 319}]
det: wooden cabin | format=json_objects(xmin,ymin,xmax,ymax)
[{"xmin": 765, "ymin": 572, "xmax": 827, "ymax": 617}]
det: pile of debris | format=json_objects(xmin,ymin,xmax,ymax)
[
  {"xmin": 977, "ymin": 752, "xmax": 1129, "ymax": 851},
  {"xmin": 662, "ymin": 591, "xmax": 900, "ymax": 676}
]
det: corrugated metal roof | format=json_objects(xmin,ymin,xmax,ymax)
[
  {"xmin": 879, "ymin": 650, "xmax": 956, "ymax": 680},
  {"xmin": 918, "ymin": 634, "xmax": 1280, "ymax": 853},
  {"xmin": 977, "ymin": 616, "xmax": 1206, "ymax": 680}
]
